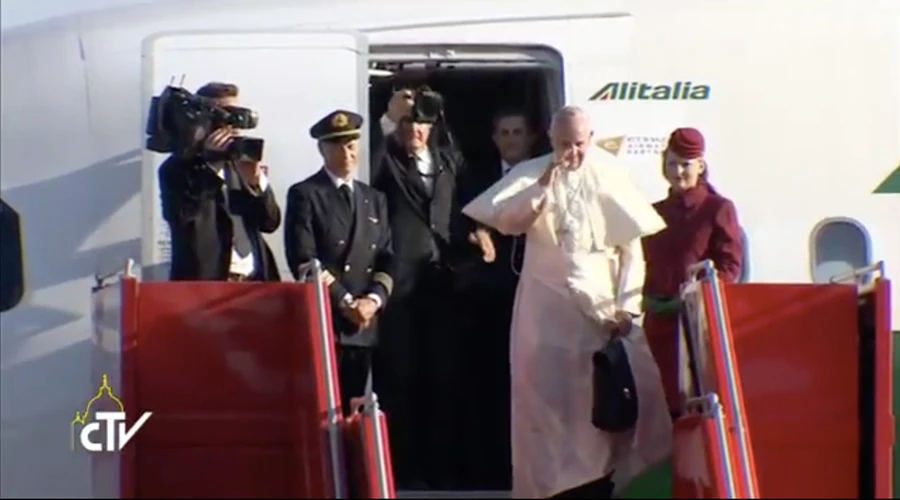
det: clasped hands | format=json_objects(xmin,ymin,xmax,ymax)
[{"xmin": 339, "ymin": 296, "xmax": 379, "ymax": 329}]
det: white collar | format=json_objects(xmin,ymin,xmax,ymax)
[
  {"xmin": 323, "ymin": 166, "xmax": 354, "ymax": 191},
  {"xmin": 412, "ymin": 147, "xmax": 431, "ymax": 162}
]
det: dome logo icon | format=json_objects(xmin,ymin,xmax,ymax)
[{"xmin": 70, "ymin": 374, "xmax": 152, "ymax": 452}]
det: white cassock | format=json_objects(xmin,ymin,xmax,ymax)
[{"xmin": 462, "ymin": 147, "xmax": 674, "ymax": 498}]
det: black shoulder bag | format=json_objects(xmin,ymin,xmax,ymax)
[
  {"xmin": 591, "ymin": 253, "xmax": 639, "ymax": 433},
  {"xmin": 591, "ymin": 334, "xmax": 639, "ymax": 432}
]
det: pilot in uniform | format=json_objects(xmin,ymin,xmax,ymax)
[{"xmin": 284, "ymin": 110, "xmax": 395, "ymax": 413}]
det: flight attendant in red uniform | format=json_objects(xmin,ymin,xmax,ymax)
[{"xmin": 641, "ymin": 127, "xmax": 744, "ymax": 414}]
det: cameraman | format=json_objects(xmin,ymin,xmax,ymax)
[
  {"xmin": 370, "ymin": 87, "xmax": 490, "ymax": 490},
  {"xmin": 158, "ymin": 82, "xmax": 281, "ymax": 282}
]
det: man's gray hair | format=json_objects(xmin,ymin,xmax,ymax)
[{"xmin": 549, "ymin": 105, "xmax": 591, "ymax": 135}]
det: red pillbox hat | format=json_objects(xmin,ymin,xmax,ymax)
[{"xmin": 666, "ymin": 127, "xmax": 705, "ymax": 159}]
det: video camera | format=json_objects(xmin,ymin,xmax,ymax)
[
  {"xmin": 408, "ymin": 85, "xmax": 460, "ymax": 151},
  {"xmin": 144, "ymin": 85, "xmax": 264, "ymax": 162},
  {"xmin": 410, "ymin": 85, "xmax": 445, "ymax": 123}
]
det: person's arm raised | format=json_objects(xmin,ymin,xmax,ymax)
[{"xmin": 492, "ymin": 159, "xmax": 559, "ymax": 236}]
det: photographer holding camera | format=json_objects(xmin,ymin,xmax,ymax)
[
  {"xmin": 156, "ymin": 82, "xmax": 281, "ymax": 282},
  {"xmin": 370, "ymin": 85, "xmax": 486, "ymax": 490}
]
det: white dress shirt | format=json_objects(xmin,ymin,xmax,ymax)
[
  {"xmin": 322, "ymin": 167, "xmax": 384, "ymax": 310},
  {"xmin": 413, "ymin": 149, "xmax": 435, "ymax": 194},
  {"xmin": 217, "ymin": 166, "xmax": 269, "ymax": 278}
]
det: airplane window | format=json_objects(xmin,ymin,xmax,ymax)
[
  {"xmin": 810, "ymin": 218, "xmax": 871, "ymax": 283},
  {"xmin": 0, "ymin": 198, "xmax": 25, "ymax": 312},
  {"xmin": 738, "ymin": 227, "xmax": 750, "ymax": 283}
]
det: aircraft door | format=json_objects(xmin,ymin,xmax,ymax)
[{"xmin": 140, "ymin": 30, "xmax": 370, "ymax": 280}]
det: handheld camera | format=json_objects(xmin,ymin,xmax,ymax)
[
  {"xmin": 411, "ymin": 85, "xmax": 445, "ymax": 123},
  {"xmin": 144, "ymin": 85, "xmax": 264, "ymax": 162},
  {"xmin": 409, "ymin": 85, "xmax": 458, "ymax": 151}
]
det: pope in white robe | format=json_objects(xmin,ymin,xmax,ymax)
[{"xmin": 462, "ymin": 106, "xmax": 674, "ymax": 498}]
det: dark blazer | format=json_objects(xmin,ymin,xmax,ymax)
[
  {"xmin": 371, "ymin": 132, "xmax": 468, "ymax": 296},
  {"xmin": 158, "ymin": 155, "xmax": 281, "ymax": 282},
  {"xmin": 284, "ymin": 168, "xmax": 394, "ymax": 347},
  {"xmin": 457, "ymin": 157, "xmax": 526, "ymax": 294}
]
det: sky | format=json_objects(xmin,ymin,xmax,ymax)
[{"xmin": 0, "ymin": 0, "xmax": 163, "ymax": 30}]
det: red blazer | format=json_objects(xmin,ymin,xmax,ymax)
[
  {"xmin": 642, "ymin": 183, "xmax": 744, "ymax": 299},
  {"xmin": 640, "ymin": 183, "xmax": 743, "ymax": 411}
]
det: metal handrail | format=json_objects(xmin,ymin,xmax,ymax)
[
  {"xmin": 683, "ymin": 393, "xmax": 738, "ymax": 498},
  {"xmin": 92, "ymin": 259, "xmax": 136, "ymax": 292},
  {"xmin": 829, "ymin": 261, "xmax": 885, "ymax": 284},
  {"xmin": 296, "ymin": 260, "xmax": 347, "ymax": 499},
  {"xmin": 362, "ymin": 391, "xmax": 391, "ymax": 498},
  {"xmin": 681, "ymin": 259, "xmax": 757, "ymax": 498},
  {"xmin": 685, "ymin": 259, "xmax": 715, "ymax": 283},
  {"xmin": 829, "ymin": 261, "xmax": 885, "ymax": 294}
]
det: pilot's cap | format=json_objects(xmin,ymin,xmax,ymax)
[
  {"xmin": 310, "ymin": 110, "xmax": 364, "ymax": 142},
  {"xmin": 666, "ymin": 127, "xmax": 705, "ymax": 159}
]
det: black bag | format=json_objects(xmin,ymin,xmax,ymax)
[{"xmin": 591, "ymin": 336, "xmax": 639, "ymax": 432}]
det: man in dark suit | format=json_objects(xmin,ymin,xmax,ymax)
[
  {"xmin": 370, "ymin": 88, "xmax": 492, "ymax": 490},
  {"xmin": 457, "ymin": 107, "xmax": 539, "ymax": 491},
  {"xmin": 284, "ymin": 110, "xmax": 394, "ymax": 413},
  {"xmin": 158, "ymin": 81, "xmax": 281, "ymax": 282}
]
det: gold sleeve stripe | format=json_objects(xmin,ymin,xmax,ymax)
[
  {"xmin": 320, "ymin": 269, "xmax": 336, "ymax": 287},
  {"xmin": 372, "ymin": 272, "xmax": 393, "ymax": 296}
]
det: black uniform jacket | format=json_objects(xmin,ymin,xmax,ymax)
[
  {"xmin": 158, "ymin": 155, "xmax": 281, "ymax": 282},
  {"xmin": 284, "ymin": 168, "xmax": 395, "ymax": 347},
  {"xmin": 371, "ymin": 133, "xmax": 471, "ymax": 297},
  {"xmin": 456, "ymin": 156, "xmax": 526, "ymax": 293}
]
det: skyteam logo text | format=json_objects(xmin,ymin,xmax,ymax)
[{"xmin": 596, "ymin": 135, "xmax": 667, "ymax": 157}]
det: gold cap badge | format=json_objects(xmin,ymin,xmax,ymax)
[{"xmin": 331, "ymin": 113, "xmax": 349, "ymax": 128}]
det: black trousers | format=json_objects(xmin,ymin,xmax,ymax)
[
  {"xmin": 337, "ymin": 345, "xmax": 373, "ymax": 416},
  {"xmin": 374, "ymin": 264, "xmax": 463, "ymax": 488},
  {"xmin": 459, "ymin": 283, "xmax": 516, "ymax": 490}
]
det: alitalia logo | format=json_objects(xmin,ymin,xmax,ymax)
[{"xmin": 589, "ymin": 81, "xmax": 711, "ymax": 101}]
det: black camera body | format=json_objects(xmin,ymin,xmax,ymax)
[
  {"xmin": 145, "ymin": 85, "xmax": 264, "ymax": 162},
  {"xmin": 411, "ymin": 86, "xmax": 444, "ymax": 123},
  {"xmin": 408, "ymin": 85, "xmax": 459, "ymax": 151}
]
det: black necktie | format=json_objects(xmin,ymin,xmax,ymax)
[
  {"xmin": 339, "ymin": 184, "xmax": 354, "ymax": 214},
  {"xmin": 224, "ymin": 167, "xmax": 253, "ymax": 258}
]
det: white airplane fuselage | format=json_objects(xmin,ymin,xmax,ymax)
[{"xmin": 1, "ymin": 0, "xmax": 898, "ymax": 497}]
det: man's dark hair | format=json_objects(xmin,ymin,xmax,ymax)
[
  {"xmin": 196, "ymin": 82, "xmax": 239, "ymax": 100},
  {"xmin": 492, "ymin": 107, "xmax": 536, "ymax": 132}
]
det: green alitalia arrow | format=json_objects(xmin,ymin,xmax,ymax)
[{"xmin": 874, "ymin": 164, "xmax": 900, "ymax": 194}]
